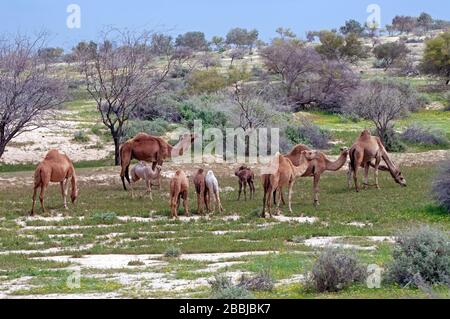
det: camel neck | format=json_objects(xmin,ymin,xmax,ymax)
[{"xmin": 325, "ymin": 153, "xmax": 347, "ymax": 171}]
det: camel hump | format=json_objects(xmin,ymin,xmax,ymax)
[{"xmin": 44, "ymin": 149, "xmax": 63, "ymax": 160}]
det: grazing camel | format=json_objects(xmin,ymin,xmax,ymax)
[
  {"xmin": 193, "ymin": 168, "xmax": 208, "ymax": 215},
  {"xmin": 205, "ymin": 170, "xmax": 224, "ymax": 213},
  {"xmin": 276, "ymin": 145, "xmax": 350, "ymax": 206},
  {"xmin": 261, "ymin": 151, "xmax": 315, "ymax": 218},
  {"xmin": 120, "ymin": 133, "xmax": 196, "ymax": 191},
  {"xmin": 234, "ymin": 165, "xmax": 255, "ymax": 201},
  {"xmin": 169, "ymin": 170, "xmax": 190, "ymax": 219},
  {"xmin": 31, "ymin": 150, "xmax": 78, "ymax": 216},
  {"xmin": 348, "ymin": 129, "xmax": 406, "ymax": 192},
  {"xmin": 129, "ymin": 161, "xmax": 162, "ymax": 199}
]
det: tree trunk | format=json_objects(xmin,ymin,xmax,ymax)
[
  {"xmin": 113, "ymin": 134, "xmax": 121, "ymax": 166},
  {"xmin": 0, "ymin": 142, "xmax": 5, "ymax": 160}
]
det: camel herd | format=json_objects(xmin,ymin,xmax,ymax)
[{"xmin": 28, "ymin": 129, "xmax": 407, "ymax": 217}]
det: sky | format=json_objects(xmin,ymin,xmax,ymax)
[{"xmin": 1, "ymin": 0, "xmax": 449, "ymax": 50}]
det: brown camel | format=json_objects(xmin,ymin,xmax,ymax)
[
  {"xmin": 169, "ymin": 170, "xmax": 190, "ymax": 219},
  {"xmin": 234, "ymin": 165, "xmax": 255, "ymax": 201},
  {"xmin": 277, "ymin": 144, "xmax": 350, "ymax": 206},
  {"xmin": 119, "ymin": 132, "xmax": 196, "ymax": 191},
  {"xmin": 348, "ymin": 129, "xmax": 406, "ymax": 192},
  {"xmin": 261, "ymin": 151, "xmax": 316, "ymax": 218},
  {"xmin": 31, "ymin": 150, "xmax": 78, "ymax": 216},
  {"xmin": 193, "ymin": 168, "xmax": 208, "ymax": 215}
]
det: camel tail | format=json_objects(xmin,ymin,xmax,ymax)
[{"xmin": 34, "ymin": 166, "xmax": 43, "ymax": 188}]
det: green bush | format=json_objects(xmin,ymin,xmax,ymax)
[
  {"xmin": 178, "ymin": 96, "xmax": 228, "ymax": 129},
  {"xmin": 376, "ymin": 128, "xmax": 406, "ymax": 152},
  {"xmin": 432, "ymin": 161, "xmax": 450, "ymax": 213},
  {"xmin": 164, "ymin": 246, "xmax": 181, "ymax": 258},
  {"xmin": 89, "ymin": 212, "xmax": 118, "ymax": 224},
  {"xmin": 305, "ymin": 248, "xmax": 366, "ymax": 292},
  {"xmin": 187, "ymin": 69, "xmax": 228, "ymax": 94},
  {"xmin": 400, "ymin": 124, "xmax": 448, "ymax": 146},
  {"xmin": 286, "ymin": 119, "xmax": 331, "ymax": 149},
  {"xmin": 124, "ymin": 119, "xmax": 170, "ymax": 139},
  {"xmin": 386, "ymin": 226, "xmax": 450, "ymax": 287}
]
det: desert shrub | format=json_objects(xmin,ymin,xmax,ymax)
[
  {"xmin": 187, "ymin": 69, "xmax": 228, "ymax": 94},
  {"xmin": 376, "ymin": 127, "xmax": 406, "ymax": 152},
  {"xmin": 305, "ymin": 248, "xmax": 366, "ymax": 293},
  {"xmin": 238, "ymin": 270, "xmax": 274, "ymax": 292},
  {"xmin": 386, "ymin": 226, "xmax": 450, "ymax": 287},
  {"xmin": 286, "ymin": 119, "xmax": 330, "ymax": 149},
  {"xmin": 432, "ymin": 161, "xmax": 450, "ymax": 213},
  {"xmin": 73, "ymin": 130, "xmax": 90, "ymax": 143},
  {"xmin": 400, "ymin": 124, "xmax": 448, "ymax": 146},
  {"xmin": 89, "ymin": 212, "xmax": 118, "ymax": 224},
  {"xmin": 127, "ymin": 260, "xmax": 145, "ymax": 266},
  {"xmin": 209, "ymin": 274, "xmax": 254, "ymax": 299},
  {"xmin": 124, "ymin": 119, "xmax": 170, "ymax": 139},
  {"xmin": 164, "ymin": 246, "xmax": 181, "ymax": 258}
]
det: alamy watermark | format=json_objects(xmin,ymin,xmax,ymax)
[{"xmin": 67, "ymin": 4, "xmax": 81, "ymax": 29}]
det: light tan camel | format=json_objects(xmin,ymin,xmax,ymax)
[
  {"xmin": 169, "ymin": 170, "xmax": 190, "ymax": 219},
  {"xmin": 129, "ymin": 161, "xmax": 162, "ymax": 200},
  {"xmin": 261, "ymin": 151, "xmax": 316, "ymax": 218},
  {"xmin": 205, "ymin": 170, "xmax": 224, "ymax": 213},
  {"xmin": 119, "ymin": 133, "xmax": 196, "ymax": 190},
  {"xmin": 348, "ymin": 129, "xmax": 406, "ymax": 192},
  {"xmin": 31, "ymin": 150, "xmax": 78, "ymax": 216},
  {"xmin": 276, "ymin": 145, "xmax": 350, "ymax": 206},
  {"xmin": 193, "ymin": 168, "xmax": 208, "ymax": 215}
]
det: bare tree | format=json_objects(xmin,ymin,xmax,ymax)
[
  {"xmin": 76, "ymin": 29, "xmax": 173, "ymax": 164},
  {"xmin": 343, "ymin": 78, "xmax": 423, "ymax": 143},
  {"xmin": 0, "ymin": 33, "xmax": 65, "ymax": 159}
]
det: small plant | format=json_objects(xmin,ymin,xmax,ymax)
[
  {"xmin": 238, "ymin": 270, "xmax": 274, "ymax": 292},
  {"xmin": 73, "ymin": 130, "xmax": 90, "ymax": 143},
  {"xmin": 433, "ymin": 161, "xmax": 450, "ymax": 213},
  {"xmin": 385, "ymin": 226, "xmax": 449, "ymax": 287},
  {"xmin": 89, "ymin": 211, "xmax": 118, "ymax": 224},
  {"xmin": 400, "ymin": 124, "xmax": 448, "ymax": 146},
  {"xmin": 375, "ymin": 127, "xmax": 406, "ymax": 152},
  {"xmin": 164, "ymin": 246, "xmax": 181, "ymax": 258},
  {"xmin": 305, "ymin": 248, "xmax": 366, "ymax": 293},
  {"xmin": 209, "ymin": 274, "xmax": 254, "ymax": 299},
  {"xmin": 127, "ymin": 260, "xmax": 145, "ymax": 266}
]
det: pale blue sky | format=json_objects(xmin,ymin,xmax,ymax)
[{"xmin": 1, "ymin": 0, "xmax": 449, "ymax": 50}]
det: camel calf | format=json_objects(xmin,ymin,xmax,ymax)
[
  {"xmin": 234, "ymin": 166, "xmax": 255, "ymax": 201},
  {"xmin": 31, "ymin": 150, "xmax": 78, "ymax": 216},
  {"xmin": 205, "ymin": 170, "xmax": 224, "ymax": 213},
  {"xmin": 129, "ymin": 161, "xmax": 161, "ymax": 200},
  {"xmin": 169, "ymin": 170, "xmax": 190, "ymax": 219}
]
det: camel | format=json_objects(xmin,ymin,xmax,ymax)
[
  {"xmin": 261, "ymin": 151, "xmax": 315, "ymax": 218},
  {"xmin": 275, "ymin": 145, "xmax": 350, "ymax": 206},
  {"xmin": 31, "ymin": 150, "xmax": 78, "ymax": 216},
  {"xmin": 129, "ymin": 161, "xmax": 162, "ymax": 200},
  {"xmin": 348, "ymin": 129, "xmax": 406, "ymax": 192},
  {"xmin": 234, "ymin": 165, "xmax": 255, "ymax": 201},
  {"xmin": 193, "ymin": 168, "xmax": 208, "ymax": 215},
  {"xmin": 119, "ymin": 132, "xmax": 196, "ymax": 191},
  {"xmin": 205, "ymin": 170, "xmax": 224, "ymax": 213},
  {"xmin": 169, "ymin": 170, "xmax": 190, "ymax": 219}
]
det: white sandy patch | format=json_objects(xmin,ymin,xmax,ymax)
[
  {"xmin": 179, "ymin": 251, "xmax": 277, "ymax": 262},
  {"xmin": 272, "ymin": 215, "xmax": 319, "ymax": 224},
  {"xmin": 303, "ymin": 236, "xmax": 396, "ymax": 251},
  {"xmin": 0, "ymin": 244, "xmax": 95, "ymax": 255}
]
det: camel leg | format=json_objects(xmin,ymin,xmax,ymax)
[
  {"xmin": 374, "ymin": 156, "xmax": 381, "ymax": 189},
  {"xmin": 288, "ymin": 180, "xmax": 295, "ymax": 214},
  {"xmin": 347, "ymin": 163, "xmax": 353, "ymax": 190},
  {"xmin": 353, "ymin": 165, "xmax": 360, "ymax": 192},
  {"xmin": 267, "ymin": 186, "xmax": 273, "ymax": 218},
  {"xmin": 243, "ymin": 182, "xmax": 247, "ymax": 201},
  {"xmin": 61, "ymin": 179, "xmax": 69, "ymax": 209},
  {"xmin": 363, "ymin": 163, "xmax": 370, "ymax": 190},
  {"xmin": 31, "ymin": 186, "xmax": 39, "ymax": 216},
  {"xmin": 249, "ymin": 180, "xmax": 255, "ymax": 199},
  {"xmin": 261, "ymin": 187, "xmax": 268, "ymax": 218},
  {"xmin": 182, "ymin": 191, "xmax": 190, "ymax": 217},
  {"xmin": 146, "ymin": 178, "xmax": 153, "ymax": 201},
  {"xmin": 39, "ymin": 184, "xmax": 47, "ymax": 213},
  {"xmin": 215, "ymin": 192, "xmax": 224, "ymax": 212},
  {"xmin": 313, "ymin": 174, "xmax": 320, "ymax": 207},
  {"xmin": 237, "ymin": 181, "xmax": 242, "ymax": 201}
]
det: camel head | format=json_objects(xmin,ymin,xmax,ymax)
[
  {"xmin": 179, "ymin": 133, "xmax": 198, "ymax": 144},
  {"xmin": 235, "ymin": 165, "xmax": 248, "ymax": 176},
  {"xmin": 71, "ymin": 187, "xmax": 79, "ymax": 204},
  {"xmin": 393, "ymin": 170, "xmax": 407, "ymax": 187},
  {"xmin": 303, "ymin": 150, "xmax": 321, "ymax": 161},
  {"xmin": 340, "ymin": 147, "xmax": 349, "ymax": 156}
]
